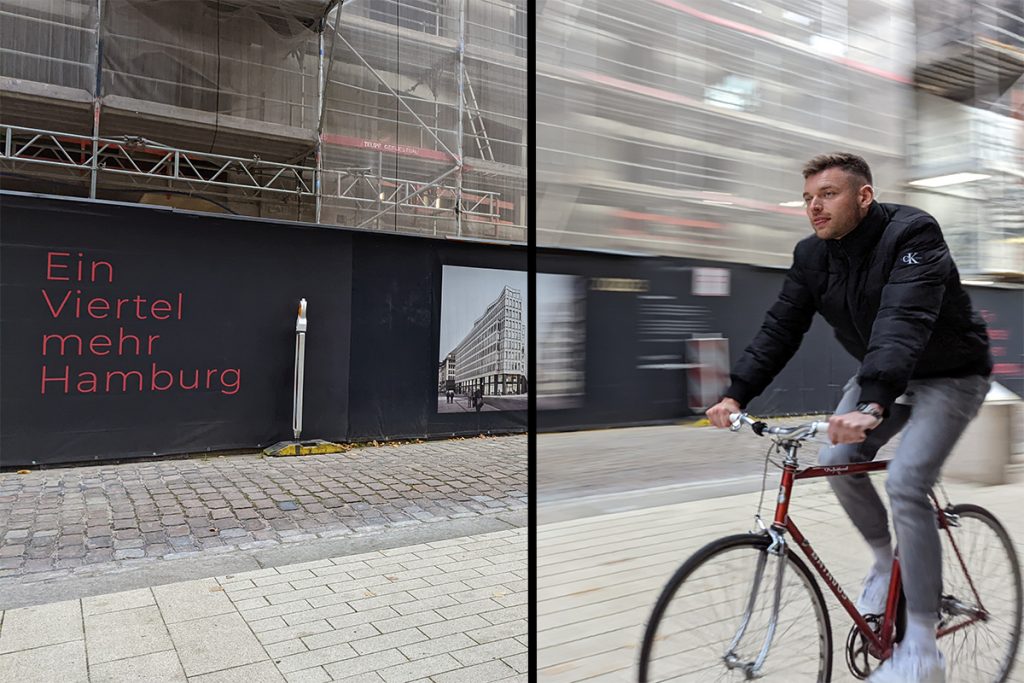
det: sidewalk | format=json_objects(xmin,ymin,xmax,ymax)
[
  {"xmin": 538, "ymin": 477, "xmax": 1024, "ymax": 682},
  {"xmin": 0, "ymin": 527, "xmax": 527, "ymax": 683}
]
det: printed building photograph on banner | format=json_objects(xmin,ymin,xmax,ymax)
[
  {"xmin": 438, "ymin": 265, "xmax": 528, "ymax": 413},
  {"xmin": 537, "ymin": 273, "xmax": 586, "ymax": 410}
]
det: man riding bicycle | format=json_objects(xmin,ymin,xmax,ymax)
[{"xmin": 706, "ymin": 153, "xmax": 992, "ymax": 683}]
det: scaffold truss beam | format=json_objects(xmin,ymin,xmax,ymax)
[{"xmin": 0, "ymin": 124, "xmax": 502, "ymax": 220}]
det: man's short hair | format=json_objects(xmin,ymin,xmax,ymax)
[{"xmin": 802, "ymin": 152, "xmax": 873, "ymax": 187}]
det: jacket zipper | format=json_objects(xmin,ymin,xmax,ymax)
[{"xmin": 839, "ymin": 242, "xmax": 869, "ymax": 348}]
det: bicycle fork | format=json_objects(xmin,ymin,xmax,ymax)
[
  {"xmin": 723, "ymin": 446, "xmax": 800, "ymax": 679},
  {"xmin": 723, "ymin": 525, "xmax": 789, "ymax": 679}
]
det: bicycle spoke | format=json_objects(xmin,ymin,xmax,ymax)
[{"xmin": 937, "ymin": 508, "xmax": 1022, "ymax": 683}]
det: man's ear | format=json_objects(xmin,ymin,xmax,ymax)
[{"xmin": 858, "ymin": 184, "xmax": 875, "ymax": 209}]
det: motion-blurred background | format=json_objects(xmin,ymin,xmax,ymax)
[
  {"xmin": 535, "ymin": 0, "xmax": 1024, "ymax": 427},
  {"xmin": 538, "ymin": 0, "xmax": 1023, "ymax": 272}
]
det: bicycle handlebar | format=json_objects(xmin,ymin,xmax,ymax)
[{"xmin": 728, "ymin": 412, "xmax": 830, "ymax": 442}]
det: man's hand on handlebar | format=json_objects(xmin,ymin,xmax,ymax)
[
  {"xmin": 706, "ymin": 397, "xmax": 742, "ymax": 429},
  {"xmin": 827, "ymin": 411, "xmax": 881, "ymax": 445}
]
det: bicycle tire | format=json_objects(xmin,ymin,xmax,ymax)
[
  {"xmin": 638, "ymin": 533, "xmax": 833, "ymax": 682},
  {"xmin": 938, "ymin": 503, "xmax": 1022, "ymax": 683}
]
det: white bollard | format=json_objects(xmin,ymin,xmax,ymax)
[{"xmin": 293, "ymin": 298, "xmax": 308, "ymax": 440}]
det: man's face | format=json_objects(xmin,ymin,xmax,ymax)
[{"xmin": 802, "ymin": 167, "xmax": 873, "ymax": 240}]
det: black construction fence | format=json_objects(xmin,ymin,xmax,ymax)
[{"xmin": 2, "ymin": 192, "xmax": 1021, "ymax": 466}]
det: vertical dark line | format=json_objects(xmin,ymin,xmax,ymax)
[{"xmin": 526, "ymin": 0, "xmax": 537, "ymax": 678}]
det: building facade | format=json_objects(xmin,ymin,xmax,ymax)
[
  {"xmin": 438, "ymin": 352, "xmax": 456, "ymax": 391},
  {"xmin": 1, "ymin": 0, "xmax": 526, "ymax": 241},
  {"xmin": 447, "ymin": 285, "xmax": 526, "ymax": 396}
]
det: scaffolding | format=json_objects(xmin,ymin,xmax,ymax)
[{"xmin": 0, "ymin": 0, "xmax": 526, "ymax": 241}]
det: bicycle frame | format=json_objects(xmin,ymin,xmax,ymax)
[{"xmin": 761, "ymin": 445, "xmax": 990, "ymax": 663}]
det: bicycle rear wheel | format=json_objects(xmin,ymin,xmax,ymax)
[
  {"xmin": 638, "ymin": 533, "xmax": 832, "ymax": 682},
  {"xmin": 939, "ymin": 504, "xmax": 1022, "ymax": 683}
]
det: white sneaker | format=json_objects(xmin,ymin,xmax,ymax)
[
  {"xmin": 868, "ymin": 644, "xmax": 946, "ymax": 683},
  {"xmin": 855, "ymin": 566, "xmax": 891, "ymax": 615}
]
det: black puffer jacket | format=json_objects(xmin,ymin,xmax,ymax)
[{"xmin": 725, "ymin": 201, "xmax": 992, "ymax": 411}]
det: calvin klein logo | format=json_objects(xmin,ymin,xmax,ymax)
[{"xmin": 902, "ymin": 252, "xmax": 920, "ymax": 265}]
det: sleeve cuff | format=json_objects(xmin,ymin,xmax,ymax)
[
  {"xmin": 856, "ymin": 379, "xmax": 903, "ymax": 416},
  {"xmin": 723, "ymin": 379, "xmax": 756, "ymax": 409}
]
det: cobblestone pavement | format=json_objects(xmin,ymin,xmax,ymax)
[
  {"xmin": 0, "ymin": 527, "xmax": 527, "ymax": 683},
  {"xmin": 0, "ymin": 436, "xmax": 525, "ymax": 582}
]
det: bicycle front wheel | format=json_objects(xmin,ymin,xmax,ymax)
[
  {"xmin": 939, "ymin": 504, "xmax": 1023, "ymax": 683},
  {"xmin": 638, "ymin": 533, "xmax": 833, "ymax": 682}
]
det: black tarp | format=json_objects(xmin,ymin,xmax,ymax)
[
  {"xmin": 1, "ymin": 193, "xmax": 352, "ymax": 465},
  {"xmin": 0, "ymin": 193, "xmax": 527, "ymax": 466}
]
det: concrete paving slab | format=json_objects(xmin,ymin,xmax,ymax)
[
  {"xmin": 84, "ymin": 605, "xmax": 173, "ymax": 665},
  {"xmin": 168, "ymin": 612, "xmax": 269, "ymax": 676},
  {"xmin": 87, "ymin": 650, "xmax": 186, "ymax": 682},
  {"xmin": 0, "ymin": 598, "xmax": 81, "ymax": 654},
  {"xmin": 376, "ymin": 652, "xmax": 462, "ymax": 683},
  {"xmin": 82, "ymin": 587, "xmax": 155, "ymax": 616},
  {"xmin": 188, "ymin": 660, "xmax": 286, "ymax": 683},
  {"xmin": 0, "ymin": 640, "xmax": 87, "ymax": 683},
  {"xmin": 430, "ymin": 658, "xmax": 518, "ymax": 683},
  {"xmin": 152, "ymin": 577, "xmax": 235, "ymax": 623},
  {"xmin": 322, "ymin": 649, "xmax": 408, "ymax": 679}
]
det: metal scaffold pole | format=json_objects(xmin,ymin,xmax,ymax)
[
  {"xmin": 316, "ymin": 26, "xmax": 325, "ymax": 223},
  {"xmin": 91, "ymin": 0, "xmax": 103, "ymax": 199},
  {"xmin": 316, "ymin": 2, "xmax": 342, "ymax": 225},
  {"xmin": 456, "ymin": 0, "xmax": 466, "ymax": 237}
]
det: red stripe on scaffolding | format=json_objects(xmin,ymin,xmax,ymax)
[{"xmin": 322, "ymin": 133, "xmax": 454, "ymax": 162}]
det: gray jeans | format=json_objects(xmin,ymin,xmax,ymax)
[{"xmin": 817, "ymin": 374, "xmax": 990, "ymax": 616}]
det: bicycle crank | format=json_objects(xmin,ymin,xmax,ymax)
[{"xmin": 845, "ymin": 615, "xmax": 883, "ymax": 680}]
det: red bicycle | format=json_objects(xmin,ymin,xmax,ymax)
[{"xmin": 638, "ymin": 413, "xmax": 1022, "ymax": 682}]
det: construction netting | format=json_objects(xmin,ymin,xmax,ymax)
[
  {"xmin": 0, "ymin": 0, "xmax": 526, "ymax": 241},
  {"xmin": 321, "ymin": 0, "xmax": 524, "ymax": 239},
  {"xmin": 103, "ymin": 0, "xmax": 319, "ymax": 132},
  {"xmin": 1, "ymin": 0, "xmax": 98, "ymax": 135}
]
